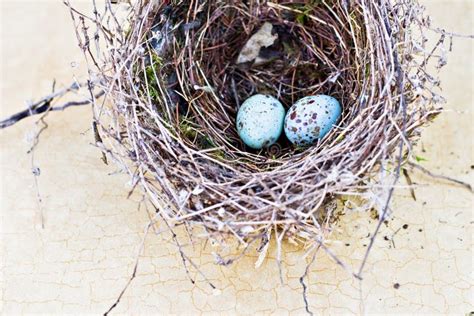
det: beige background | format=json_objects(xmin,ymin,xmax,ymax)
[{"xmin": 0, "ymin": 0, "xmax": 472, "ymax": 315}]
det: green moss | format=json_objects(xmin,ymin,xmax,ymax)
[
  {"xmin": 178, "ymin": 119, "xmax": 221, "ymax": 150},
  {"xmin": 294, "ymin": 1, "xmax": 323, "ymax": 25},
  {"xmin": 210, "ymin": 149, "xmax": 226, "ymax": 161},
  {"xmin": 365, "ymin": 63, "xmax": 371, "ymax": 76},
  {"xmin": 199, "ymin": 135, "xmax": 217, "ymax": 149},
  {"xmin": 296, "ymin": 11, "xmax": 309, "ymax": 25},
  {"xmin": 282, "ymin": 41, "xmax": 295, "ymax": 55},
  {"xmin": 178, "ymin": 119, "xmax": 198, "ymax": 140},
  {"xmin": 415, "ymin": 155, "xmax": 428, "ymax": 163},
  {"xmin": 142, "ymin": 53, "xmax": 163, "ymax": 102},
  {"xmin": 124, "ymin": 28, "xmax": 131, "ymax": 40},
  {"xmin": 335, "ymin": 132, "xmax": 345, "ymax": 143},
  {"xmin": 294, "ymin": 145, "xmax": 309, "ymax": 153}
]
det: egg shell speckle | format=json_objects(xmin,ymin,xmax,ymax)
[
  {"xmin": 236, "ymin": 94, "xmax": 285, "ymax": 149},
  {"xmin": 284, "ymin": 95, "xmax": 342, "ymax": 146}
]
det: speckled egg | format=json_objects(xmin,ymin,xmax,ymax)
[
  {"xmin": 237, "ymin": 94, "xmax": 285, "ymax": 149},
  {"xmin": 284, "ymin": 95, "xmax": 342, "ymax": 146}
]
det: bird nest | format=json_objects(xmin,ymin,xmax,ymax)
[{"xmin": 70, "ymin": 0, "xmax": 446, "ymax": 259}]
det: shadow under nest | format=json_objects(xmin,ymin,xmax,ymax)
[{"xmin": 89, "ymin": 0, "xmax": 441, "ymax": 247}]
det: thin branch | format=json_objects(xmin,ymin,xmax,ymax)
[
  {"xmin": 402, "ymin": 168, "xmax": 417, "ymax": 201},
  {"xmin": 104, "ymin": 218, "xmax": 156, "ymax": 316},
  {"xmin": 29, "ymin": 116, "xmax": 49, "ymax": 229},
  {"xmin": 408, "ymin": 161, "xmax": 473, "ymax": 193},
  {"xmin": 0, "ymin": 82, "xmax": 104, "ymax": 129},
  {"xmin": 429, "ymin": 27, "xmax": 474, "ymax": 39},
  {"xmin": 299, "ymin": 245, "xmax": 320, "ymax": 316}
]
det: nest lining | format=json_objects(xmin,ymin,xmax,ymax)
[
  {"xmin": 148, "ymin": 1, "xmax": 359, "ymax": 161},
  {"xmin": 76, "ymin": 0, "xmax": 445, "ymax": 250}
]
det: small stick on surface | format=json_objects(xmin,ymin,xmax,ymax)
[
  {"xmin": 104, "ymin": 217, "xmax": 157, "ymax": 316},
  {"xmin": 408, "ymin": 161, "xmax": 473, "ymax": 192},
  {"xmin": 299, "ymin": 245, "xmax": 320, "ymax": 316},
  {"xmin": 0, "ymin": 82, "xmax": 104, "ymax": 129}
]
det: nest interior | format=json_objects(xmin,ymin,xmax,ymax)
[
  {"xmin": 80, "ymin": 0, "xmax": 443, "ymax": 248},
  {"xmin": 148, "ymin": 1, "xmax": 358, "ymax": 161}
]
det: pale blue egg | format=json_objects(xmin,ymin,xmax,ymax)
[
  {"xmin": 284, "ymin": 95, "xmax": 342, "ymax": 146},
  {"xmin": 237, "ymin": 94, "xmax": 285, "ymax": 149}
]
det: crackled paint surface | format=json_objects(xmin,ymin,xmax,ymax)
[{"xmin": 0, "ymin": 1, "xmax": 473, "ymax": 314}]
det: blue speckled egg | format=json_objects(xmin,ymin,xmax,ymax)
[
  {"xmin": 284, "ymin": 95, "xmax": 342, "ymax": 146},
  {"xmin": 237, "ymin": 94, "xmax": 285, "ymax": 149}
]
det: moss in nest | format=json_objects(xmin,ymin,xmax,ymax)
[
  {"xmin": 178, "ymin": 118, "xmax": 198, "ymax": 140},
  {"xmin": 197, "ymin": 135, "xmax": 217, "ymax": 150},
  {"xmin": 142, "ymin": 53, "xmax": 163, "ymax": 102},
  {"xmin": 178, "ymin": 118, "xmax": 220, "ymax": 150},
  {"xmin": 210, "ymin": 149, "xmax": 226, "ymax": 161}
]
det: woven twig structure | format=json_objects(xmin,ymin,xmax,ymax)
[{"xmin": 69, "ymin": 0, "xmax": 446, "ymax": 259}]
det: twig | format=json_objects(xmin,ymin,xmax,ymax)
[
  {"xmin": 29, "ymin": 116, "xmax": 49, "ymax": 229},
  {"xmin": 408, "ymin": 161, "xmax": 473, "ymax": 192},
  {"xmin": 402, "ymin": 168, "xmax": 417, "ymax": 201},
  {"xmin": 299, "ymin": 245, "xmax": 320, "ymax": 316},
  {"xmin": 93, "ymin": 121, "xmax": 108, "ymax": 165},
  {"xmin": 430, "ymin": 27, "xmax": 474, "ymax": 39},
  {"xmin": 0, "ymin": 82, "xmax": 104, "ymax": 129},
  {"xmin": 27, "ymin": 80, "xmax": 59, "ymax": 229},
  {"xmin": 318, "ymin": 239, "xmax": 361, "ymax": 280},
  {"xmin": 104, "ymin": 218, "xmax": 156, "ymax": 316},
  {"xmin": 162, "ymin": 217, "xmax": 216, "ymax": 289}
]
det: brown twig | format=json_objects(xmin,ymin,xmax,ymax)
[
  {"xmin": 299, "ymin": 245, "xmax": 320, "ymax": 316},
  {"xmin": 104, "ymin": 217, "xmax": 157, "ymax": 316},
  {"xmin": 0, "ymin": 82, "xmax": 104, "ymax": 129},
  {"xmin": 408, "ymin": 161, "xmax": 473, "ymax": 192}
]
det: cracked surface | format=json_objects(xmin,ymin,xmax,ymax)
[{"xmin": 1, "ymin": 0, "xmax": 473, "ymax": 314}]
